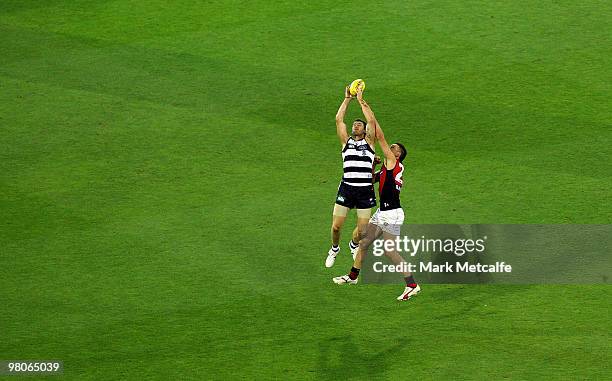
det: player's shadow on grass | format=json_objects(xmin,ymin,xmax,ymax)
[
  {"xmin": 315, "ymin": 334, "xmax": 407, "ymax": 379},
  {"xmin": 426, "ymin": 284, "xmax": 529, "ymax": 321}
]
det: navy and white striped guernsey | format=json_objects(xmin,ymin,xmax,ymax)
[{"xmin": 341, "ymin": 137, "xmax": 375, "ymax": 186}]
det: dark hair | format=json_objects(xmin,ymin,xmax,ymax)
[
  {"xmin": 395, "ymin": 142, "xmax": 407, "ymax": 162},
  {"xmin": 354, "ymin": 119, "xmax": 367, "ymax": 128}
]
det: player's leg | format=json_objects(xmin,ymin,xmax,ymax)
[
  {"xmin": 354, "ymin": 222, "xmax": 382, "ymax": 268},
  {"xmin": 326, "ymin": 204, "xmax": 349, "ymax": 268},
  {"xmin": 327, "ymin": 182, "xmax": 358, "ymax": 267},
  {"xmin": 349, "ymin": 184, "xmax": 376, "ymax": 259},
  {"xmin": 381, "ymin": 229, "xmax": 419, "ymax": 299},
  {"xmin": 349, "ymin": 225, "xmax": 360, "ymax": 256},
  {"xmin": 331, "ymin": 205, "xmax": 348, "ymax": 246},
  {"xmin": 350, "ymin": 209, "xmax": 371, "ymax": 260},
  {"xmin": 333, "ymin": 221, "xmax": 382, "ymax": 284},
  {"xmin": 379, "ymin": 209, "xmax": 420, "ymax": 301}
]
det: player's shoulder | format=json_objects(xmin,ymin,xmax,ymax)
[
  {"xmin": 341, "ymin": 136, "xmax": 353, "ymax": 150},
  {"xmin": 396, "ymin": 162, "xmax": 405, "ymax": 177}
]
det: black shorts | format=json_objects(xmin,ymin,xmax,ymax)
[{"xmin": 335, "ymin": 182, "xmax": 376, "ymax": 209}]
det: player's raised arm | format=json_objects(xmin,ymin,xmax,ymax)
[
  {"xmin": 356, "ymin": 89, "xmax": 377, "ymax": 145},
  {"xmin": 372, "ymin": 119, "xmax": 397, "ymax": 169},
  {"xmin": 335, "ymin": 87, "xmax": 352, "ymax": 145}
]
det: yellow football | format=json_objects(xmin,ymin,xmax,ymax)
[{"xmin": 349, "ymin": 79, "xmax": 366, "ymax": 96}]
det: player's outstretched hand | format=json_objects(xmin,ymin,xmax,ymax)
[
  {"xmin": 345, "ymin": 86, "xmax": 353, "ymax": 99},
  {"xmin": 356, "ymin": 87, "xmax": 364, "ymax": 101}
]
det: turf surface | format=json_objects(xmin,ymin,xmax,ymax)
[{"xmin": 1, "ymin": 1, "xmax": 611, "ymax": 379}]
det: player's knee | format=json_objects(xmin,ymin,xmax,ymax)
[
  {"xmin": 359, "ymin": 236, "xmax": 373, "ymax": 249},
  {"xmin": 357, "ymin": 228, "xmax": 367, "ymax": 241},
  {"xmin": 331, "ymin": 223, "xmax": 342, "ymax": 233}
]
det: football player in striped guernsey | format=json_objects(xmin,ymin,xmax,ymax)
[
  {"xmin": 325, "ymin": 85, "xmax": 379, "ymax": 268},
  {"xmin": 333, "ymin": 89, "xmax": 420, "ymax": 302}
]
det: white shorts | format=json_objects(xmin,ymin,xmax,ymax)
[{"xmin": 369, "ymin": 208, "xmax": 404, "ymax": 235}]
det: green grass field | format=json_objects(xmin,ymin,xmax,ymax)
[{"xmin": 1, "ymin": 1, "xmax": 611, "ymax": 379}]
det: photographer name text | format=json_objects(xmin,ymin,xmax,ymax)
[{"xmin": 373, "ymin": 261, "xmax": 512, "ymax": 273}]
